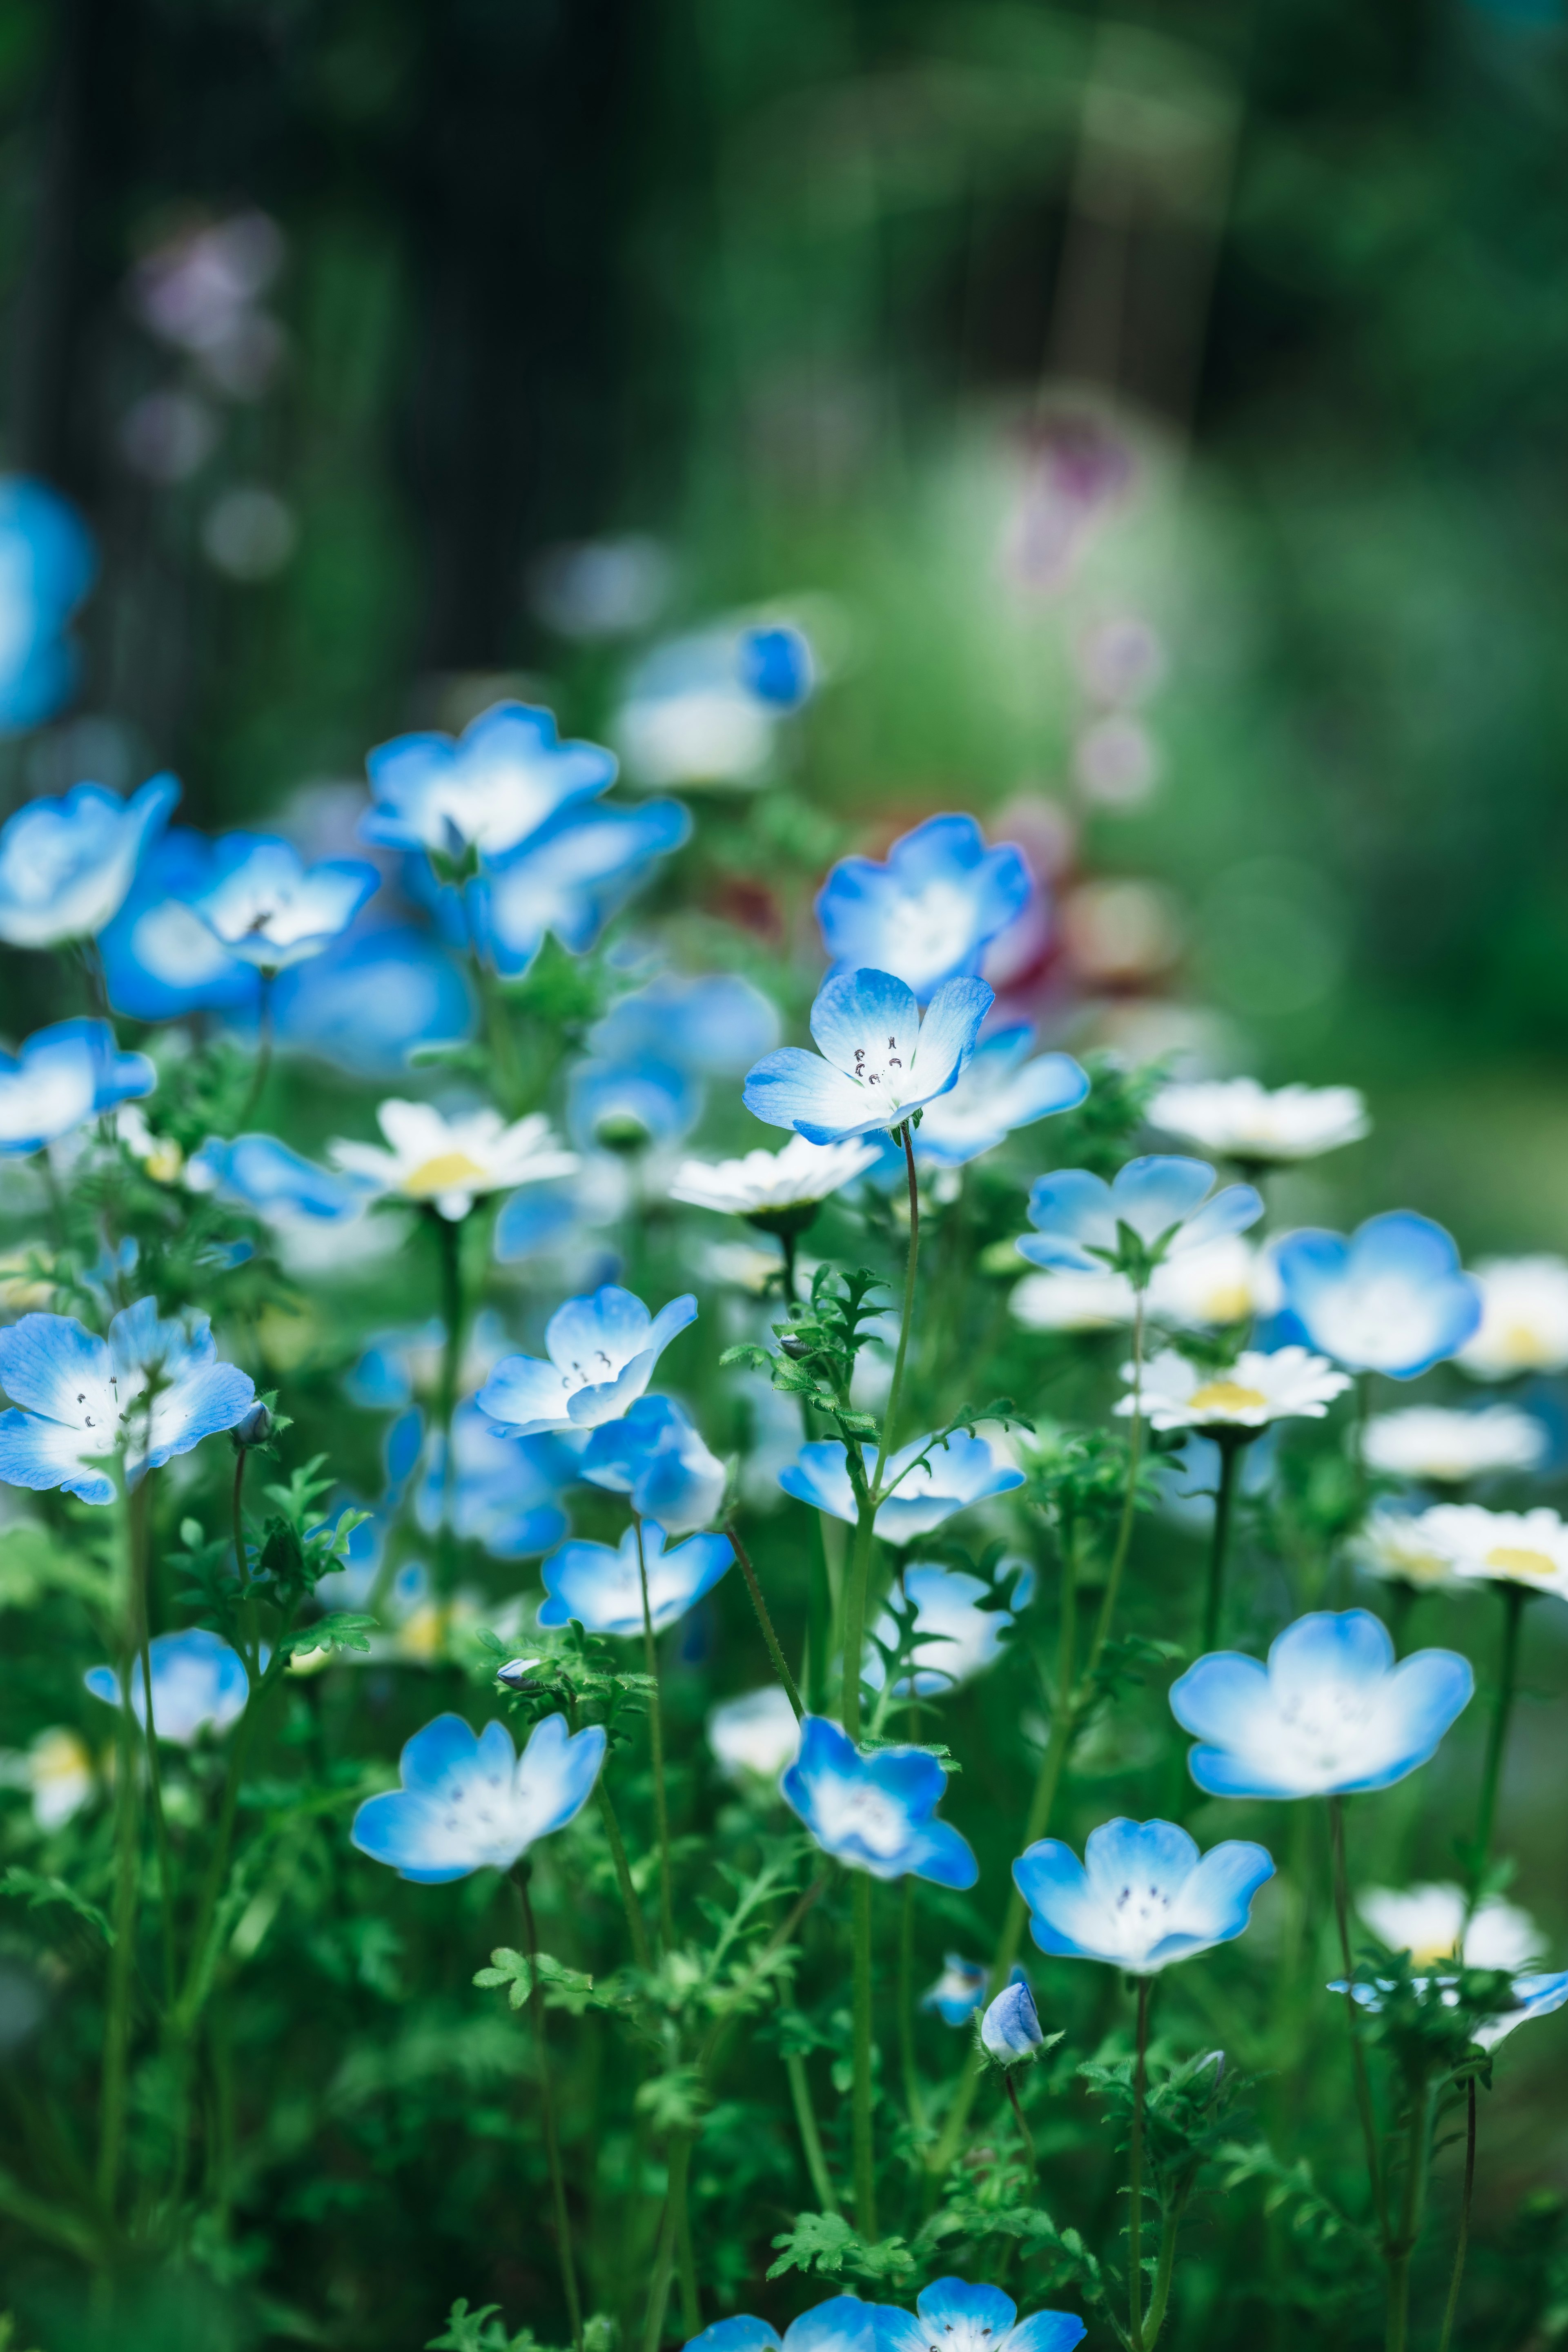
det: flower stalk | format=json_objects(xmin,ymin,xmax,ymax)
[
  {"xmin": 514, "ymin": 1862, "xmax": 585, "ymax": 2352},
  {"xmin": 635, "ymin": 1516, "xmax": 677, "ymax": 1950}
]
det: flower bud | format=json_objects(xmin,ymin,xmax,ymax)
[
  {"xmin": 496, "ymin": 1656, "xmax": 546, "ymax": 1691},
  {"xmin": 980, "ymin": 1976, "xmax": 1043, "ymax": 2066},
  {"xmin": 231, "ymin": 1401, "xmax": 275, "ymax": 1450}
]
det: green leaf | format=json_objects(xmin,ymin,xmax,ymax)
[
  {"xmin": 282, "ymin": 1612, "xmax": 378, "ymax": 1659},
  {"xmin": 719, "ymin": 1343, "xmax": 773, "ymax": 1372},
  {"xmin": 766, "ymin": 2211, "xmax": 918, "ymax": 2284},
  {"xmin": 0, "ymin": 1867, "xmax": 113, "ymax": 1944},
  {"xmin": 473, "ymin": 1946, "xmax": 601, "ymax": 2014}
]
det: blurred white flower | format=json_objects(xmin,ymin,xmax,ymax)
[
  {"xmin": 1363, "ymin": 1405, "xmax": 1546, "ymax": 1485},
  {"xmin": 1149, "ymin": 1078, "xmax": 1368, "ymax": 1163},
  {"xmin": 1419, "ymin": 1504, "xmax": 1568, "ymax": 1601},
  {"xmin": 21, "ymin": 1728, "xmax": 94, "ymax": 1830},
  {"xmin": 1148, "ymin": 1236, "xmax": 1270, "ymax": 1330},
  {"xmin": 1011, "ymin": 1267, "xmax": 1136, "ymax": 1332},
  {"xmin": 1118, "ymin": 1346, "xmax": 1349, "ymax": 1433},
  {"xmin": 1458, "ymin": 1256, "xmax": 1568, "ymax": 1381},
  {"xmin": 706, "ymin": 1686, "xmax": 801, "ymax": 1782},
  {"xmin": 1353, "ymin": 1506, "xmax": 1467, "ymax": 1591},
  {"xmin": 331, "ymin": 1100, "xmax": 577, "ymax": 1222},
  {"xmin": 670, "ymin": 1135, "xmax": 878, "ymax": 1222},
  {"xmin": 1359, "ymin": 1883, "xmax": 1540, "ymax": 1971}
]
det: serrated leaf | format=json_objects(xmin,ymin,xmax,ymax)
[
  {"xmin": 0, "ymin": 1866, "xmax": 113, "ymax": 1944},
  {"xmin": 283, "ymin": 1612, "xmax": 377, "ymax": 1659}
]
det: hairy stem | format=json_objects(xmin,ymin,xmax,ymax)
[
  {"xmin": 805, "ymin": 1497, "xmax": 832, "ymax": 1715},
  {"xmin": 851, "ymin": 1870, "xmax": 877, "ymax": 2238},
  {"xmin": 784, "ymin": 2024, "xmax": 839, "ymax": 2215},
  {"xmin": 726, "ymin": 1520, "xmax": 803, "ymax": 1719},
  {"xmin": 1329, "ymin": 1796, "xmax": 1388, "ymax": 2241},
  {"xmin": 597, "ymin": 1781, "xmax": 653, "ymax": 1971},
  {"xmin": 1200, "ymin": 1435, "xmax": 1242, "ymax": 1655},
  {"xmin": 869, "ymin": 1124, "xmax": 922, "ymax": 1503},
  {"xmin": 1436, "ymin": 2077, "xmax": 1476, "ymax": 2352},
  {"xmin": 1129, "ymin": 1975, "xmax": 1151, "ymax": 2352},
  {"xmin": 636, "ymin": 1518, "xmax": 677, "ymax": 1949},
  {"xmin": 841, "ymin": 1501, "xmax": 875, "ymax": 1742},
  {"xmin": 516, "ymin": 1866, "xmax": 585, "ymax": 2352},
  {"xmin": 1143, "ymin": 2196, "xmax": 1186, "ymax": 2348},
  {"xmin": 1005, "ymin": 2072, "xmax": 1036, "ymax": 2178},
  {"xmin": 1471, "ymin": 1583, "xmax": 1525, "ymax": 1896}
]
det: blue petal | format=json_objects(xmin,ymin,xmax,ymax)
[
  {"xmin": 1108, "ymin": 1156, "xmax": 1216, "ymax": 1241},
  {"xmin": 398, "ymin": 1712, "xmax": 487, "ymax": 1794},
  {"xmin": 810, "ymin": 969, "xmax": 920, "ymax": 1075},
  {"xmin": 1008, "ymin": 2314, "xmax": 1089, "ymax": 2352},
  {"xmin": 516, "ymin": 1711, "xmax": 606, "ymax": 1835},
  {"xmin": 1082, "ymin": 1816, "xmax": 1200, "ymax": 1910},
  {"xmin": 684, "ymin": 2322, "xmax": 782, "ymax": 2352},
  {"xmin": 743, "ymin": 1048, "xmax": 878, "ymax": 1143},
  {"xmin": 778, "ymin": 1441, "xmax": 858, "ymax": 1527},
  {"xmin": 909, "ymin": 976, "xmax": 994, "ymax": 1102},
  {"xmin": 916, "ymin": 2281, "xmax": 1016, "ymax": 2337}
]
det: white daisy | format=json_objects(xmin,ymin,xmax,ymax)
[
  {"xmin": 1148, "ymin": 1235, "xmax": 1272, "ymax": 1329},
  {"xmin": 668, "ymin": 1134, "xmax": 878, "ymax": 1225},
  {"xmin": 1359, "ymin": 1882, "xmax": 1541, "ymax": 1971},
  {"xmin": 1353, "ymin": 1506, "xmax": 1467, "ymax": 1591},
  {"xmin": 1419, "ymin": 1503, "xmax": 1568, "ymax": 1601},
  {"xmin": 1458, "ymin": 1255, "xmax": 1568, "ymax": 1381},
  {"xmin": 1150, "ymin": 1077, "xmax": 1368, "ymax": 1163},
  {"xmin": 1010, "ymin": 1267, "xmax": 1137, "ymax": 1332},
  {"xmin": 330, "ymin": 1100, "xmax": 578, "ymax": 1221},
  {"xmin": 1116, "ymin": 1345, "xmax": 1350, "ymax": 1432},
  {"xmin": 1363, "ymin": 1405, "xmax": 1546, "ymax": 1485}
]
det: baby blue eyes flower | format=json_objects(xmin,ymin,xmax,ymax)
[
  {"xmin": 193, "ymin": 832, "xmax": 379, "ymax": 971},
  {"xmin": 0, "ymin": 1298, "xmax": 257, "ymax": 1506},
  {"xmin": 537, "ymin": 1521, "xmax": 735, "ymax": 1637},
  {"xmin": 580, "ymin": 1395, "xmax": 727, "ymax": 1535},
  {"xmin": 0, "ymin": 1018, "xmax": 155, "ymax": 1156},
  {"xmin": 85, "ymin": 1628, "xmax": 250, "ymax": 1744},
  {"xmin": 921, "ymin": 1953, "xmax": 989, "ymax": 2026},
  {"xmin": 744, "ymin": 967, "xmax": 993, "ymax": 1146},
  {"xmin": 568, "ymin": 1054, "xmax": 701, "ymax": 1154},
  {"xmin": 1272, "ymin": 1210, "xmax": 1483, "ymax": 1379},
  {"xmin": 362, "ymin": 699, "xmax": 617, "ymax": 865},
  {"xmin": 98, "ymin": 826, "xmax": 260, "ymax": 1022},
  {"xmin": 779, "ymin": 1430, "xmax": 1024, "ymax": 1545},
  {"xmin": 980, "ymin": 1978, "xmax": 1045, "ymax": 2065},
  {"xmin": 570, "ymin": 973, "xmax": 780, "ymax": 1154},
  {"xmin": 880, "ymin": 2279, "xmax": 1086, "ymax": 2352},
  {"xmin": 682, "ymin": 2293, "xmax": 907, "ymax": 2352},
  {"xmin": 478, "ymin": 1285, "xmax": 698, "ymax": 1437},
  {"xmin": 1013, "ymin": 1816, "xmax": 1274, "ymax": 1973},
  {"xmin": 1169, "ymin": 1609, "xmax": 1474, "ymax": 1800},
  {"xmin": 414, "ymin": 1400, "xmax": 572, "ymax": 1560},
  {"xmin": 271, "ymin": 924, "xmax": 475, "ymax": 1078},
  {"xmin": 0, "ymin": 773, "xmax": 179, "ymax": 948},
  {"xmin": 781, "ymin": 1714, "xmax": 978, "ymax": 1888},
  {"xmin": 1018, "ymin": 1155, "xmax": 1264, "ymax": 1282},
  {"xmin": 616, "ymin": 618, "xmax": 815, "ymax": 792},
  {"xmin": 866, "ymin": 1564, "xmax": 1026, "ymax": 1695},
  {"xmin": 911, "ymin": 1025, "xmax": 1089, "ymax": 1168},
  {"xmin": 461, "ymin": 797, "xmax": 690, "ymax": 978},
  {"xmin": 0, "ymin": 475, "xmax": 96, "ymax": 731},
  {"xmin": 816, "ymin": 814, "xmax": 1033, "ymax": 1003},
  {"xmin": 187, "ymin": 1133, "xmax": 373, "ymax": 1224},
  {"xmin": 350, "ymin": 1711, "xmax": 606, "ymax": 1884}
]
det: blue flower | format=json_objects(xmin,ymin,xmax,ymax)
[
  {"xmin": 461, "ymin": 798, "xmax": 691, "ymax": 977},
  {"xmin": 779, "ymin": 1430, "xmax": 1024, "ymax": 1545},
  {"xmin": 0, "ymin": 1019, "xmax": 154, "ymax": 1156},
  {"xmin": 350, "ymin": 1711, "xmax": 606, "ymax": 1883},
  {"xmin": 1169, "ymin": 1610, "xmax": 1474, "ymax": 1799},
  {"xmin": 682, "ymin": 2294, "xmax": 907, "ymax": 2352},
  {"xmin": 0, "ymin": 774, "xmax": 178, "ymax": 948},
  {"xmin": 745, "ymin": 968, "xmax": 993, "ymax": 1145},
  {"xmin": 0, "ymin": 1298, "xmax": 256, "ymax": 1506},
  {"xmin": 980, "ymin": 1978, "xmax": 1045, "ymax": 2065},
  {"xmin": 1272, "ymin": 1212, "xmax": 1483, "ymax": 1379},
  {"xmin": 99, "ymin": 828, "xmax": 260, "ymax": 1022},
  {"xmin": 866, "ymin": 1564, "xmax": 1026, "ymax": 1695},
  {"xmin": 362, "ymin": 701, "xmax": 616, "ymax": 864},
  {"xmin": 910, "ymin": 1025, "xmax": 1088, "ymax": 1167},
  {"xmin": 478, "ymin": 1286, "xmax": 698, "ymax": 1437},
  {"xmin": 85, "ymin": 1628, "xmax": 250, "ymax": 1745},
  {"xmin": 193, "ymin": 832, "xmax": 379, "ymax": 971},
  {"xmin": 880, "ymin": 2280, "xmax": 1086, "ymax": 2352},
  {"xmin": 568, "ymin": 1055, "xmax": 701, "ymax": 1153},
  {"xmin": 1018, "ymin": 1156, "xmax": 1263, "ymax": 1281},
  {"xmin": 739, "ymin": 622, "xmax": 814, "ymax": 708},
  {"xmin": 581, "ymin": 1395, "xmax": 726, "ymax": 1534},
  {"xmin": 539, "ymin": 1520, "xmax": 734, "ymax": 1637},
  {"xmin": 0, "ymin": 476, "xmax": 96, "ymax": 731},
  {"xmin": 270, "ymin": 923, "xmax": 475, "ymax": 1077},
  {"xmin": 921, "ymin": 1954, "xmax": 990, "ymax": 2026},
  {"xmin": 816, "ymin": 815, "xmax": 1034, "ymax": 1003},
  {"xmin": 591, "ymin": 973, "xmax": 781, "ymax": 1076},
  {"xmin": 1013, "ymin": 1817, "xmax": 1274, "ymax": 1973},
  {"xmin": 781, "ymin": 1713, "xmax": 977, "ymax": 1887},
  {"xmin": 617, "ymin": 619, "xmax": 815, "ymax": 791},
  {"xmin": 187, "ymin": 1133, "xmax": 373, "ymax": 1224},
  {"xmin": 415, "ymin": 1400, "xmax": 573, "ymax": 1560}
]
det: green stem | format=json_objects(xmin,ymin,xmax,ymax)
[
  {"xmin": 1436, "ymin": 2076, "xmax": 1475, "ymax": 2352},
  {"xmin": 1129, "ymin": 1975, "xmax": 1151, "ymax": 2352},
  {"xmin": 597, "ymin": 1781, "xmax": 653, "ymax": 1971},
  {"xmin": 1385, "ymin": 2076, "xmax": 1431, "ymax": 2352},
  {"xmin": 869, "ymin": 1124, "xmax": 922, "ymax": 1504},
  {"xmin": 432, "ymin": 1207, "xmax": 468, "ymax": 1599},
  {"xmin": 636, "ymin": 1518, "xmax": 677, "ymax": 1950},
  {"xmin": 97, "ymin": 1613, "xmax": 143, "ymax": 2227},
  {"xmin": 727, "ymin": 1521, "xmax": 803, "ymax": 1719},
  {"xmin": 805, "ymin": 1497, "xmax": 832, "ymax": 1715},
  {"xmin": 235, "ymin": 970, "xmax": 274, "ymax": 1132},
  {"xmin": 1005, "ymin": 2071, "xmax": 1036, "ymax": 2178},
  {"xmin": 1328, "ymin": 1795, "xmax": 1389, "ymax": 2241},
  {"xmin": 1200, "ymin": 1435, "xmax": 1241, "ymax": 1655},
  {"xmin": 841, "ymin": 1501, "xmax": 875, "ymax": 1742},
  {"xmin": 641, "ymin": 2134, "xmax": 691, "ymax": 2352},
  {"xmin": 516, "ymin": 1866, "xmax": 585, "ymax": 2352},
  {"xmin": 128, "ymin": 1474, "xmax": 176, "ymax": 2005},
  {"xmin": 479, "ymin": 960, "xmax": 528, "ymax": 1114},
  {"xmin": 1470, "ymin": 1583, "xmax": 1525, "ymax": 1895},
  {"xmin": 851, "ymin": 1869, "xmax": 876, "ymax": 2237},
  {"xmin": 899, "ymin": 1878, "xmax": 925, "ymax": 2133},
  {"xmin": 1087, "ymin": 1292, "xmax": 1145, "ymax": 1676},
  {"xmin": 1142, "ymin": 2199, "xmax": 1185, "ymax": 2348},
  {"xmin": 176, "ymin": 1685, "xmax": 265, "ymax": 2029},
  {"xmin": 781, "ymin": 1965, "xmax": 839, "ymax": 2215}
]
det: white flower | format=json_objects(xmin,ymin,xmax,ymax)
[
  {"xmin": 27, "ymin": 1727, "xmax": 94, "ymax": 1830},
  {"xmin": 1458, "ymin": 1255, "xmax": 1568, "ymax": 1380},
  {"xmin": 1149, "ymin": 1078, "xmax": 1368, "ymax": 1163},
  {"xmin": 1116, "ymin": 1346, "xmax": 1350, "ymax": 1433},
  {"xmin": 1353, "ymin": 1507, "xmax": 1467, "ymax": 1591},
  {"xmin": 1359, "ymin": 1882, "xmax": 1541, "ymax": 1971},
  {"xmin": 865, "ymin": 1563, "xmax": 1024, "ymax": 1695},
  {"xmin": 669, "ymin": 1134, "xmax": 879, "ymax": 1221},
  {"xmin": 1011, "ymin": 1267, "xmax": 1137, "ymax": 1332},
  {"xmin": 706, "ymin": 1686, "xmax": 802, "ymax": 1782},
  {"xmin": 330, "ymin": 1100, "xmax": 578, "ymax": 1221},
  {"xmin": 1418, "ymin": 1504, "xmax": 1568, "ymax": 1601},
  {"xmin": 1149, "ymin": 1236, "xmax": 1274, "ymax": 1329},
  {"xmin": 1363, "ymin": 1405, "xmax": 1546, "ymax": 1485}
]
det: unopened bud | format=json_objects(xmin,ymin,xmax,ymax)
[
  {"xmin": 779, "ymin": 1333, "xmax": 811, "ymax": 1360},
  {"xmin": 980, "ymin": 1977, "xmax": 1044, "ymax": 2066},
  {"xmin": 232, "ymin": 1401, "xmax": 275, "ymax": 1450},
  {"xmin": 497, "ymin": 1656, "xmax": 546, "ymax": 1691}
]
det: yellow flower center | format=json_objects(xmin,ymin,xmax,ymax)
[
  {"xmin": 1501, "ymin": 1322, "xmax": 1553, "ymax": 1367},
  {"xmin": 1201, "ymin": 1284, "xmax": 1254, "ymax": 1323},
  {"xmin": 1483, "ymin": 1546, "xmax": 1558, "ymax": 1586},
  {"xmin": 1409, "ymin": 1936, "xmax": 1461, "ymax": 1967},
  {"xmin": 403, "ymin": 1151, "xmax": 490, "ymax": 1199},
  {"xmin": 1189, "ymin": 1379, "xmax": 1269, "ymax": 1417}
]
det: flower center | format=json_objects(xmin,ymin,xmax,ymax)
[
  {"xmin": 1483, "ymin": 1546, "xmax": 1559, "ymax": 1586},
  {"xmin": 1501, "ymin": 1321, "xmax": 1553, "ymax": 1366},
  {"xmin": 820, "ymin": 1781, "xmax": 909, "ymax": 1858},
  {"xmin": 848, "ymin": 1032, "xmax": 909, "ymax": 1098},
  {"xmin": 403, "ymin": 1150, "xmax": 490, "ymax": 1198},
  {"xmin": 1189, "ymin": 1379, "xmax": 1269, "ymax": 1417}
]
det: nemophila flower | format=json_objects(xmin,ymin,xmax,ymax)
[
  {"xmin": 0, "ymin": 1018, "xmax": 155, "ymax": 1157},
  {"xmin": 414, "ymin": 1401, "xmax": 572, "ymax": 1561},
  {"xmin": 271, "ymin": 924, "xmax": 474, "ymax": 1078},
  {"xmin": 865, "ymin": 1565, "xmax": 1022, "ymax": 1695},
  {"xmin": 1334, "ymin": 1970, "xmax": 1568, "ymax": 2054},
  {"xmin": 1118, "ymin": 1347, "xmax": 1350, "ymax": 1435},
  {"xmin": 98, "ymin": 827, "xmax": 258, "ymax": 1022},
  {"xmin": 350, "ymin": 1711, "xmax": 606, "ymax": 1884},
  {"xmin": 460, "ymin": 797, "xmax": 690, "ymax": 977},
  {"xmin": 707, "ymin": 1685, "xmax": 802, "ymax": 1783},
  {"xmin": 0, "ymin": 774, "xmax": 178, "ymax": 948},
  {"xmin": 981, "ymin": 1978, "xmax": 1045, "ymax": 2066},
  {"xmin": 362, "ymin": 701, "xmax": 617, "ymax": 866},
  {"xmin": 538, "ymin": 1521, "xmax": 734, "ymax": 1637},
  {"xmin": 1017, "ymin": 1157, "xmax": 1263, "ymax": 1283},
  {"xmin": 1011, "ymin": 1267, "xmax": 1136, "ymax": 1333},
  {"xmin": 192, "ymin": 832, "xmax": 379, "ymax": 971},
  {"xmin": 187, "ymin": 1132, "xmax": 374, "ymax": 1225},
  {"xmin": 909, "ymin": 1026, "xmax": 1088, "ymax": 1169},
  {"xmin": 478, "ymin": 1286, "xmax": 698, "ymax": 1438},
  {"xmin": 781, "ymin": 1713, "xmax": 977, "ymax": 1888},
  {"xmin": 879, "ymin": 2281, "xmax": 1086, "ymax": 2352},
  {"xmin": 1362, "ymin": 1404, "xmax": 1546, "ymax": 1485},
  {"xmin": 779, "ymin": 1430, "xmax": 1024, "ymax": 1545},
  {"xmin": 581, "ymin": 1394, "xmax": 726, "ymax": 1535},
  {"xmin": 1272, "ymin": 1212, "xmax": 1481, "ymax": 1380},
  {"xmin": 1353, "ymin": 1508, "xmax": 1466, "ymax": 1592},
  {"xmin": 0, "ymin": 1298, "xmax": 256, "ymax": 1505},
  {"xmin": 1418, "ymin": 1504, "xmax": 1568, "ymax": 1601},
  {"xmin": 1013, "ymin": 1817, "xmax": 1274, "ymax": 1973},
  {"xmin": 1149, "ymin": 1078, "xmax": 1368, "ymax": 1165},
  {"xmin": 568, "ymin": 1055, "xmax": 700, "ymax": 1154},
  {"xmin": 85, "ymin": 1628, "xmax": 251, "ymax": 1743},
  {"xmin": 1359, "ymin": 1882, "xmax": 1541, "ymax": 1971},
  {"xmin": 591, "ymin": 973, "xmax": 781, "ymax": 1076},
  {"xmin": 671, "ymin": 1134, "xmax": 881, "ymax": 1231},
  {"xmin": 816, "ymin": 815, "xmax": 1033, "ymax": 1003},
  {"xmin": 745, "ymin": 968, "xmax": 993, "ymax": 1147},
  {"xmin": 682, "ymin": 2292, "xmax": 910, "ymax": 2352},
  {"xmin": 922, "ymin": 1953, "xmax": 989, "ymax": 2027},
  {"xmin": 347, "ymin": 1311, "xmax": 512, "ymax": 1413},
  {"xmin": 330, "ymin": 1099, "xmax": 577, "ymax": 1222},
  {"xmin": 615, "ymin": 618, "xmax": 814, "ymax": 792},
  {"xmin": 1458, "ymin": 1255, "xmax": 1568, "ymax": 1381},
  {"xmin": 0, "ymin": 476, "xmax": 96, "ymax": 730},
  {"xmin": 1169, "ymin": 1610, "xmax": 1474, "ymax": 1799}
]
